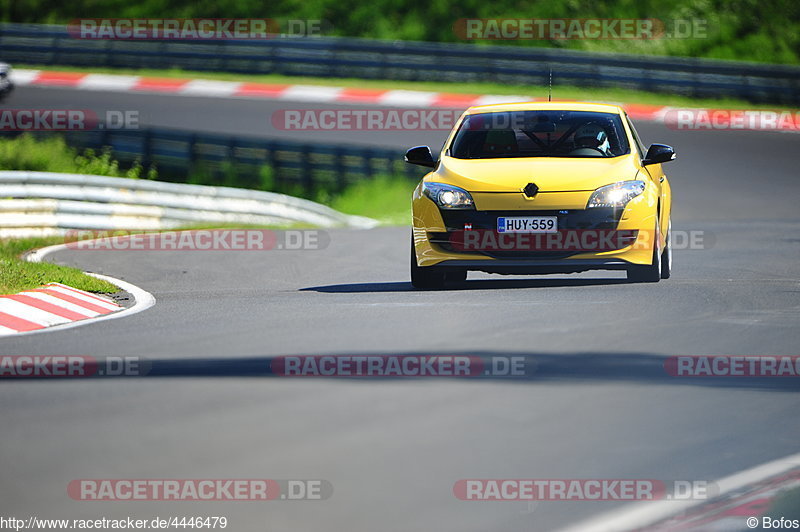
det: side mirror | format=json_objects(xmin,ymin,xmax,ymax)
[
  {"xmin": 642, "ymin": 144, "xmax": 676, "ymax": 166},
  {"xmin": 404, "ymin": 146, "xmax": 436, "ymax": 168}
]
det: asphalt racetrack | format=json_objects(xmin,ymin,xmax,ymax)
[{"xmin": 1, "ymin": 86, "xmax": 799, "ymax": 531}]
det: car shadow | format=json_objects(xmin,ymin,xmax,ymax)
[{"xmin": 300, "ymin": 277, "xmax": 631, "ymax": 293}]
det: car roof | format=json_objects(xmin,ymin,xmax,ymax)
[{"xmin": 464, "ymin": 101, "xmax": 625, "ymax": 115}]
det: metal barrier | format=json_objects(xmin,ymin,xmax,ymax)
[
  {"xmin": 0, "ymin": 127, "xmax": 418, "ymax": 193},
  {"xmin": 0, "ymin": 171, "xmax": 377, "ymax": 238},
  {"xmin": 2, "ymin": 22, "xmax": 799, "ymax": 104}
]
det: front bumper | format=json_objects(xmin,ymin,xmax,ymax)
[{"xmin": 413, "ymin": 196, "xmax": 657, "ymax": 271}]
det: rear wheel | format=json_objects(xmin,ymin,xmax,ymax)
[
  {"xmin": 411, "ymin": 236, "xmax": 446, "ymax": 289},
  {"xmin": 626, "ymin": 219, "xmax": 662, "ymax": 283}
]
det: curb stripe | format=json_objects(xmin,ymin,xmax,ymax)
[
  {"xmin": 39, "ymin": 285, "xmax": 119, "ymax": 309},
  {"xmin": 32, "ymin": 71, "xmax": 85, "ymax": 86},
  {"xmin": 47, "ymin": 283, "xmax": 117, "ymax": 306},
  {"xmin": 132, "ymin": 77, "xmax": 187, "ymax": 92},
  {"xmin": 17, "ymin": 292, "xmax": 100, "ymax": 317},
  {"xmin": 0, "ymin": 282, "xmax": 123, "ymax": 336},
  {"xmin": 2, "ymin": 295, "xmax": 91, "ymax": 320},
  {"xmin": 11, "ymin": 69, "xmax": 800, "ymax": 130},
  {"xmin": 0, "ymin": 299, "xmax": 70, "ymax": 326},
  {"xmin": 0, "ymin": 311, "xmax": 44, "ymax": 332},
  {"xmin": 338, "ymin": 88, "xmax": 390, "ymax": 103},
  {"xmin": 79, "ymin": 74, "xmax": 140, "ymax": 91},
  {"xmin": 236, "ymin": 82, "xmax": 290, "ymax": 97},
  {"xmin": 28, "ymin": 289, "xmax": 117, "ymax": 314}
]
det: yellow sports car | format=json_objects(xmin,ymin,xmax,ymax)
[{"xmin": 406, "ymin": 102, "xmax": 675, "ymax": 289}]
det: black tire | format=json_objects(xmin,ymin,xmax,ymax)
[
  {"xmin": 660, "ymin": 219, "xmax": 672, "ymax": 279},
  {"xmin": 626, "ymin": 219, "xmax": 662, "ymax": 283},
  {"xmin": 411, "ymin": 236, "xmax": 446, "ymax": 289},
  {"xmin": 445, "ymin": 269, "xmax": 467, "ymax": 284}
]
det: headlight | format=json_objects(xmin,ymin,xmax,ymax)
[
  {"xmin": 587, "ymin": 180, "xmax": 645, "ymax": 208},
  {"xmin": 422, "ymin": 182, "xmax": 475, "ymax": 210}
]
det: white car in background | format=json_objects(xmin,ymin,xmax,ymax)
[{"xmin": 0, "ymin": 62, "xmax": 14, "ymax": 101}]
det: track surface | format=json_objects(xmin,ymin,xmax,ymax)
[{"xmin": 1, "ymin": 86, "xmax": 799, "ymax": 531}]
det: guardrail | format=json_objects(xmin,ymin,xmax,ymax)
[
  {"xmin": 2, "ymin": 22, "xmax": 799, "ymax": 104},
  {"xmin": 0, "ymin": 127, "xmax": 417, "ymax": 193},
  {"xmin": 0, "ymin": 171, "xmax": 377, "ymax": 238}
]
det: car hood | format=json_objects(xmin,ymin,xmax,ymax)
[{"xmin": 432, "ymin": 154, "xmax": 642, "ymax": 192}]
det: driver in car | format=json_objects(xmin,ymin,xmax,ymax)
[{"xmin": 573, "ymin": 123, "xmax": 612, "ymax": 156}]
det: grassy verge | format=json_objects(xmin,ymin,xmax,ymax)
[
  {"xmin": 17, "ymin": 64, "xmax": 797, "ymax": 111},
  {"xmin": 0, "ymin": 134, "xmax": 155, "ymax": 177},
  {"xmin": 1, "ymin": 134, "xmax": 415, "ymax": 224},
  {"xmin": 0, "ymin": 237, "xmax": 118, "ymax": 295},
  {"xmin": 328, "ymin": 175, "xmax": 414, "ymax": 225}
]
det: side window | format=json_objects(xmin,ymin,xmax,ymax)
[{"xmin": 625, "ymin": 116, "xmax": 647, "ymax": 159}]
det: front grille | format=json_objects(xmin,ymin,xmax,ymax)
[
  {"xmin": 439, "ymin": 208, "xmax": 621, "ymax": 232},
  {"xmin": 431, "ymin": 208, "xmax": 629, "ymax": 260}
]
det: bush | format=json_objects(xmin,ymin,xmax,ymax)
[{"xmin": 0, "ymin": 135, "xmax": 156, "ymax": 178}]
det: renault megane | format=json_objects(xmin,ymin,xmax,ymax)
[{"xmin": 406, "ymin": 102, "xmax": 675, "ymax": 289}]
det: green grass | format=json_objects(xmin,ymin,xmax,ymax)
[
  {"xmin": 0, "ymin": 237, "xmax": 118, "ymax": 295},
  {"xmin": 0, "ymin": 134, "xmax": 156, "ymax": 177},
  {"xmin": 328, "ymin": 175, "xmax": 415, "ymax": 225},
  {"xmin": 0, "ymin": 137, "xmax": 145, "ymax": 294},
  {"xmin": 18, "ymin": 64, "xmax": 799, "ymax": 111}
]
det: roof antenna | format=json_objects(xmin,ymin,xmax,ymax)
[{"xmin": 548, "ymin": 68, "xmax": 552, "ymax": 102}]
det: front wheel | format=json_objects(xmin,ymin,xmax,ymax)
[
  {"xmin": 626, "ymin": 219, "xmax": 662, "ymax": 283},
  {"xmin": 411, "ymin": 236, "xmax": 445, "ymax": 289}
]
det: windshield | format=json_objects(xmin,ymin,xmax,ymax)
[{"xmin": 450, "ymin": 110, "xmax": 630, "ymax": 159}]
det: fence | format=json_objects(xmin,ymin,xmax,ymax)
[
  {"xmin": 0, "ymin": 171, "xmax": 377, "ymax": 238},
  {"xmin": 0, "ymin": 127, "xmax": 419, "ymax": 193},
  {"xmin": 1, "ymin": 23, "xmax": 799, "ymax": 104}
]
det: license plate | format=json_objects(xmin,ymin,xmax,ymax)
[{"xmin": 497, "ymin": 216, "xmax": 558, "ymax": 233}]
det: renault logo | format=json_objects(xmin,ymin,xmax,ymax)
[{"xmin": 523, "ymin": 183, "xmax": 539, "ymax": 198}]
